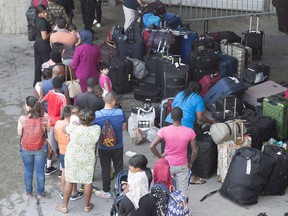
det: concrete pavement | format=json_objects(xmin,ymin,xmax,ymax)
[{"xmin": 0, "ymin": 3, "xmax": 288, "ymax": 216}]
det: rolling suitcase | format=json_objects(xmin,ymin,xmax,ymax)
[
  {"xmin": 244, "ymin": 15, "xmax": 264, "ymax": 60},
  {"xmin": 262, "ymin": 145, "xmax": 288, "ymax": 195},
  {"xmin": 162, "ymin": 56, "xmax": 188, "ymax": 99},
  {"xmin": 108, "ymin": 56, "xmax": 133, "ymax": 94},
  {"xmin": 263, "ymin": 95, "xmax": 288, "ymax": 140},
  {"xmin": 203, "ymin": 77, "xmax": 248, "ymax": 110},
  {"xmin": 192, "ymin": 126, "xmax": 217, "ymax": 179},
  {"xmin": 198, "ymin": 72, "xmax": 221, "ymax": 96},
  {"xmin": 220, "ymin": 40, "xmax": 252, "ymax": 80},
  {"xmin": 133, "ymin": 83, "xmax": 161, "ymax": 103},
  {"xmin": 219, "ymin": 147, "xmax": 274, "ymax": 205},
  {"xmin": 218, "ymin": 54, "xmax": 238, "ymax": 78},
  {"xmin": 180, "ymin": 28, "xmax": 198, "ymax": 64},
  {"xmin": 189, "ymin": 48, "xmax": 219, "ymax": 81},
  {"xmin": 242, "ymin": 81, "xmax": 287, "ymax": 108},
  {"xmin": 217, "ymin": 120, "xmax": 252, "ymax": 183}
]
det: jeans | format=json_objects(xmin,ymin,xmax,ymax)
[
  {"xmin": 20, "ymin": 144, "xmax": 48, "ymax": 194},
  {"xmin": 99, "ymin": 147, "xmax": 123, "ymax": 192}
]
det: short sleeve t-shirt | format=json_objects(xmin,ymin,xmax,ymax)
[
  {"xmin": 42, "ymin": 90, "xmax": 67, "ymax": 126},
  {"xmin": 35, "ymin": 16, "xmax": 51, "ymax": 45},
  {"xmin": 123, "ymin": 0, "xmax": 140, "ymax": 10},
  {"xmin": 165, "ymin": 91, "xmax": 204, "ymax": 129},
  {"xmin": 94, "ymin": 108, "xmax": 126, "ymax": 150},
  {"xmin": 99, "ymin": 74, "xmax": 112, "ymax": 92},
  {"xmin": 157, "ymin": 125, "xmax": 196, "ymax": 166},
  {"xmin": 76, "ymin": 92, "xmax": 105, "ymax": 113}
]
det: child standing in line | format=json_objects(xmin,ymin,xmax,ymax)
[
  {"xmin": 99, "ymin": 62, "xmax": 112, "ymax": 97},
  {"xmin": 67, "ymin": 23, "xmax": 81, "ymax": 47},
  {"xmin": 41, "ymin": 76, "xmax": 68, "ymax": 176}
]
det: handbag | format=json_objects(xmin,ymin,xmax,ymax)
[
  {"xmin": 209, "ymin": 119, "xmax": 247, "ymax": 145},
  {"xmin": 126, "ymin": 57, "xmax": 149, "ymax": 80},
  {"xmin": 64, "ymin": 66, "xmax": 82, "ymax": 98},
  {"xmin": 128, "ymin": 106, "xmax": 155, "ymax": 137}
]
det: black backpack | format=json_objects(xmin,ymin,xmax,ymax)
[
  {"xmin": 26, "ymin": 0, "xmax": 44, "ymax": 41},
  {"xmin": 219, "ymin": 147, "xmax": 274, "ymax": 205}
]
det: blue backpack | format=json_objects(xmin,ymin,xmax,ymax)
[{"xmin": 166, "ymin": 190, "xmax": 191, "ymax": 216}]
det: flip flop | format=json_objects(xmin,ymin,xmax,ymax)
[
  {"xmin": 55, "ymin": 205, "xmax": 68, "ymax": 213},
  {"xmin": 84, "ymin": 203, "xmax": 94, "ymax": 212},
  {"xmin": 190, "ymin": 178, "xmax": 206, "ymax": 185}
]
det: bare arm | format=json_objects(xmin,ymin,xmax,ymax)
[
  {"xmin": 17, "ymin": 120, "xmax": 23, "ymax": 136},
  {"xmin": 196, "ymin": 112, "xmax": 214, "ymax": 125},
  {"xmin": 103, "ymin": 82, "xmax": 110, "ymax": 92},
  {"xmin": 122, "ymin": 123, "xmax": 127, "ymax": 131},
  {"xmin": 189, "ymin": 138, "xmax": 198, "ymax": 168},
  {"xmin": 149, "ymin": 135, "xmax": 163, "ymax": 159}
]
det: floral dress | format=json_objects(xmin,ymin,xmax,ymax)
[{"xmin": 65, "ymin": 124, "xmax": 100, "ymax": 184}]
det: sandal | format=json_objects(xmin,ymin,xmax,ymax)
[
  {"xmin": 55, "ymin": 205, "xmax": 68, "ymax": 213},
  {"xmin": 84, "ymin": 203, "xmax": 94, "ymax": 212},
  {"xmin": 190, "ymin": 178, "xmax": 206, "ymax": 185}
]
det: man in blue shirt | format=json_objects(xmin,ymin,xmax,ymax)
[{"xmin": 93, "ymin": 92, "xmax": 126, "ymax": 198}]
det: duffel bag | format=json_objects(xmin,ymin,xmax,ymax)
[{"xmin": 126, "ymin": 57, "xmax": 149, "ymax": 80}]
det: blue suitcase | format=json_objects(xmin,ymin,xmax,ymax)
[
  {"xmin": 218, "ymin": 54, "xmax": 238, "ymax": 78},
  {"xmin": 161, "ymin": 13, "xmax": 182, "ymax": 29},
  {"xmin": 204, "ymin": 77, "xmax": 248, "ymax": 110},
  {"xmin": 180, "ymin": 30, "xmax": 198, "ymax": 64}
]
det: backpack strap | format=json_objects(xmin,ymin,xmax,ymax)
[{"xmin": 100, "ymin": 108, "xmax": 117, "ymax": 121}]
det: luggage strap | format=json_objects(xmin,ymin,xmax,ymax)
[{"xmin": 200, "ymin": 189, "xmax": 219, "ymax": 202}]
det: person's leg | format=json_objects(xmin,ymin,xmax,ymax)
[
  {"xmin": 86, "ymin": 0, "xmax": 96, "ymax": 31},
  {"xmin": 84, "ymin": 183, "xmax": 92, "ymax": 208},
  {"xmin": 95, "ymin": 0, "xmax": 102, "ymax": 24},
  {"xmin": 35, "ymin": 145, "xmax": 48, "ymax": 195},
  {"xmin": 98, "ymin": 149, "xmax": 112, "ymax": 192},
  {"xmin": 46, "ymin": 127, "xmax": 58, "ymax": 175},
  {"xmin": 20, "ymin": 149, "xmax": 34, "ymax": 194},
  {"xmin": 63, "ymin": 182, "xmax": 73, "ymax": 208},
  {"xmin": 33, "ymin": 43, "xmax": 42, "ymax": 87},
  {"xmin": 59, "ymin": 154, "xmax": 65, "ymax": 193},
  {"xmin": 111, "ymin": 147, "xmax": 123, "ymax": 176},
  {"xmin": 123, "ymin": 6, "xmax": 137, "ymax": 32},
  {"xmin": 170, "ymin": 165, "xmax": 189, "ymax": 198}
]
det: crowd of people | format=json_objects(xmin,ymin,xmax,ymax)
[{"xmin": 18, "ymin": 0, "xmax": 216, "ymax": 215}]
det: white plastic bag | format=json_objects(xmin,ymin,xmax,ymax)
[{"xmin": 146, "ymin": 126, "xmax": 159, "ymax": 142}]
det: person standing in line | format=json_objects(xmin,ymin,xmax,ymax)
[
  {"xmin": 80, "ymin": 0, "xmax": 97, "ymax": 33},
  {"xmin": 71, "ymin": 30, "xmax": 101, "ymax": 92},
  {"xmin": 55, "ymin": 109, "xmax": 101, "ymax": 213},
  {"xmin": 54, "ymin": 105, "xmax": 84, "ymax": 201},
  {"xmin": 150, "ymin": 107, "xmax": 198, "ymax": 202},
  {"xmin": 47, "ymin": 0, "xmax": 69, "ymax": 26},
  {"xmin": 93, "ymin": 0, "xmax": 102, "ymax": 28},
  {"xmin": 98, "ymin": 62, "xmax": 112, "ymax": 97},
  {"xmin": 94, "ymin": 92, "xmax": 126, "ymax": 199},
  {"xmin": 33, "ymin": 4, "xmax": 53, "ymax": 87},
  {"xmin": 17, "ymin": 96, "xmax": 49, "ymax": 198}
]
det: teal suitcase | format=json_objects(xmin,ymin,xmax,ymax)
[{"xmin": 263, "ymin": 96, "xmax": 288, "ymax": 140}]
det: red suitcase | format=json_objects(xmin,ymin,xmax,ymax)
[{"xmin": 199, "ymin": 71, "xmax": 221, "ymax": 96}]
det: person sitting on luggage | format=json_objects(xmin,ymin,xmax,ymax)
[
  {"xmin": 150, "ymin": 107, "xmax": 197, "ymax": 202},
  {"xmin": 165, "ymin": 81, "xmax": 215, "ymax": 185},
  {"xmin": 122, "ymin": 0, "xmax": 147, "ymax": 32},
  {"xmin": 151, "ymin": 158, "xmax": 174, "ymax": 215},
  {"xmin": 99, "ymin": 62, "xmax": 112, "ymax": 97},
  {"xmin": 119, "ymin": 154, "xmax": 155, "ymax": 216}
]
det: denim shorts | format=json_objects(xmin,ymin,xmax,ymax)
[{"xmin": 59, "ymin": 153, "xmax": 65, "ymax": 168}]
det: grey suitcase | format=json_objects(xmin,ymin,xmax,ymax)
[{"xmin": 242, "ymin": 81, "xmax": 287, "ymax": 108}]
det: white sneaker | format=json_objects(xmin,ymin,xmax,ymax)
[
  {"xmin": 95, "ymin": 190, "xmax": 111, "ymax": 199},
  {"xmin": 96, "ymin": 23, "xmax": 101, "ymax": 28},
  {"xmin": 93, "ymin": 19, "xmax": 98, "ymax": 25}
]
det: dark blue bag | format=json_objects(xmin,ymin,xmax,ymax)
[
  {"xmin": 161, "ymin": 13, "xmax": 182, "ymax": 29},
  {"xmin": 218, "ymin": 54, "xmax": 238, "ymax": 77}
]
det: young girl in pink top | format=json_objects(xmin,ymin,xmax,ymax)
[{"xmin": 99, "ymin": 62, "xmax": 112, "ymax": 97}]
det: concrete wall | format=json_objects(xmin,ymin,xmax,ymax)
[{"xmin": 0, "ymin": 0, "xmax": 28, "ymax": 34}]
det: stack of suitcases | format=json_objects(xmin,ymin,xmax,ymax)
[{"xmin": 99, "ymin": 1, "xmax": 288, "ymax": 206}]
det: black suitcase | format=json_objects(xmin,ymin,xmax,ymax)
[
  {"xmin": 262, "ymin": 145, "xmax": 288, "ymax": 195},
  {"xmin": 133, "ymin": 83, "xmax": 161, "ymax": 103},
  {"xmin": 189, "ymin": 49, "xmax": 219, "ymax": 81},
  {"xmin": 243, "ymin": 63, "xmax": 270, "ymax": 85},
  {"xmin": 162, "ymin": 56, "xmax": 188, "ymax": 99},
  {"xmin": 100, "ymin": 41, "xmax": 118, "ymax": 63},
  {"xmin": 114, "ymin": 22, "xmax": 144, "ymax": 61},
  {"xmin": 244, "ymin": 16, "xmax": 264, "ymax": 61},
  {"xmin": 192, "ymin": 126, "xmax": 217, "ymax": 179},
  {"xmin": 108, "ymin": 56, "xmax": 133, "ymax": 94},
  {"xmin": 239, "ymin": 111, "xmax": 276, "ymax": 150},
  {"xmin": 219, "ymin": 147, "xmax": 274, "ymax": 205}
]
